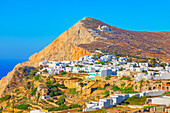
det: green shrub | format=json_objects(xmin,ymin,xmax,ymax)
[
  {"xmin": 26, "ymin": 81, "xmax": 31, "ymax": 89},
  {"xmin": 105, "ymin": 76, "xmax": 111, "ymax": 80},
  {"xmin": 55, "ymin": 95, "xmax": 65, "ymax": 105},
  {"xmin": 103, "ymin": 90, "xmax": 109, "ymax": 95},
  {"xmin": 124, "ymin": 96, "xmax": 147, "ymax": 105},
  {"xmin": 69, "ymin": 88, "xmax": 78, "ymax": 94},
  {"xmin": 121, "ymin": 83, "xmax": 126, "ymax": 87},
  {"xmin": 76, "ymin": 108, "xmax": 83, "ymax": 112},
  {"xmin": 29, "ymin": 70, "xmax": 38, "ymax": 75},
  {"xmin": 120, "ymin": 67, "xmax": 123, "ymax": 71},
  {"xmin": 31, "ymin": 87, "xmax": 37, "ymax": 96},
  {"xmin": 119, "ymin": 86, "xmax": 138, "ymax": 94},
  {"xmin": 140, "ymin": 80, "xmax": 144, "ymax": 88},
  {"xmin": 95, "ymin": 61, "xmax": 104, "ymax": 65},
  {"xmin": 0, "ymin": 95, "xmax": 11, "ymax": 101},
  {"xmin": 162, "ymin": 91, "xmax": 170, "ymax": 96},
  {"xmin": 48, "ymin": 104, "xmax": 79, "ymax": 111},
  {"xmin": 121, "ymin": 76, "xmax": 132, "ymax": 81},
  {"xmin": 34, "ymin": 75, "xmax": 39, "ymax": 80},
  {"xmin": 15, "ymin": 89, "xmax": 19, "ymax": 92},
  {"xmin": 15, "ymin": 104, "xmax": 31, "ymax": 110},
  {"xmin": 55, "ymin": 73, "xmax": 58, "ymax": 75},
  {"xmin": 47, "ymin": 99, "xmax": 54, "ymax": 102},
  {"xmin": 143, "ymin": 105, "xmax": 154, "ymax": 109},
  {"xmin": 55, "ymin": 83, "xmax": 67, "ymax": 89},
  {"xmin": 46, "ymin": 81, "xmax": 64, "ymax": 97},
  {"xmin": 111, "ymin": 85, "xmax": 120, "ymax": 91},
  {"xmin": 60, "ymin": 71, "xmax": 66, "ymax": 75},
  {"xmin": 78, "ymin": 70, "xmax": 87, "ymax": 73},
  {"xmin": 97, "ymin": 87, "xmax": 105, "ymax": 90}
]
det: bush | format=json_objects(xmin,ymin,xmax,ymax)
[
  {"xmin": 66, "ymin": 65, "xmax": 70, "ymax": 67},
  {"xmin": 76, "ymin": 108, "xmax": 83, "ymax": 112},
  {"xmin": 46, "ymin": 81, "xmax": 64, "ymax": 97},
  {"xmin": 124, "ymin": 96, "xmax": 147, "ymax": 105},
  {"xmin": 55, "ymin": 73, "xmax": 58, "ymax": 75},
  {"xmin": 78, "ymin": 70, "xmax": 87, "ymax": 73},
  {"xmin": 47, "ymin": 99, "xmax": 54, "ymax": 102},
  {"xmin": 15, "ymin": 104, "xmax": 31, "ymax": 110},
  {"xmin": 95, "ymin": 61, "xmax": 105, "ymax": 65},
  {"xmin": 0, "ymin": 95, "xmax": 11, "ymax": 101},
  {"xmin": 60, "ymin": 71, "xmax": 66, "ymax": 75},
  {"xmin": 47, "ymin": 104, "xmax": 79, "ymax": 111},
  {"xmin": 31, "ymin": 87, "xmax": 37, "ymax": 96},
  {"xmin": 55, "ymin": 95, "xmax": 65, "ymax": 105},
  {"xmin": 26, "ymin": 81, "xmax": 31, "ymax": 89},
  {"xmin": 15, "ymin": 89, "xmax": 19, "ymax": 92},
  {"xmin": 34, "ymin": 75, "xmax": 39, "ymax": 80},
  {"xmin": 121, "ymin": 76, "xmax": 132, "ymax": 81},
  {"xmin": 121, "ymin": 83, "xmax": 126, "ymax": 87},
  {"xmin": 69, "ymin": 88, "xmax": 78, "ymax": 94},
  {"xmin": 162, "ymin": 91, "xmax": 170, "ymax": 96},
  {"xmin": 120, "ymin": 67, "xmax": 123, "ymax": 71},
  {"xmin": 140, "ymin": 80, "xmax": 144, "ymax": 88},
  {"xmin": 111, "ymin": 85, "xmax": 120, "ymax": 91},
  {"xmin": 55, "ymin": 83, "xmax": 67, "ymax": 89},
  {"xmin": 97, "ymin": 87, "xmax": 105, "ymax": 90},
  {"xmin": 105, "ymin": 76, "xmax": 111, "ymax": 80},
  {"xmin": 104, "ymin": 90, "xmax": 109, "ymax": 95},
  {"xmin": 119, "ymin": 86, "xmax": 138, "ymax": 94},
  {"xmin": 29, "ymin": 70, "xmax": 38, "ymax": 75}
]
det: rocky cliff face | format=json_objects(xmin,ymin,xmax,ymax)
[
  {"xmin": 29, "ymin": 17, "xmax": 94, "ymax": 65},
  {"xmin": 0, "ymin": 17, "xmax": 170, "ymax": 97}
]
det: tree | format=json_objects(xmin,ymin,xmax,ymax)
[
  {"xmin": 120, "ymin": 67, "xmax": 123, "ymax": 71},
  {"xmin": 60, "ymin": 71, "xmax": 66, "ymax": 75},
  {"xmin": 113, "ymin": 51, "xmax": 117, "ymax": 56},
  {"xmin": 34, "ymin": 75, "xmax": 39, "ymax": 80},
  {"xmin": 150, "ymin": 58, "xmax": 156, "ymax": 67}
]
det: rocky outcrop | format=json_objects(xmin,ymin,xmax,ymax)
[
  {"xmin": 0, "ymin": 65, "xmax": 35, "ymax": 97},
  {"xmin": 28, "ymin": 17, "xmax": 94, "ymax": 65}
]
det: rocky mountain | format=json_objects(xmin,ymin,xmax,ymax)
[
  {"xmin": 28, "ymin": 17, "xmax": 170, "ymax": 64},
  {"xmin": 0, "ymin": 17, "xmax": 170, "ymax": 97}
]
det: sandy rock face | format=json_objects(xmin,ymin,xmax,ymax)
[{"xmin": 29, "ymin": 19, "xmax": 94, "ymax": 64}]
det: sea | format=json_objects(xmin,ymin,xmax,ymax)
[{"xmin": 0, "ymin": 59, "xmax": 26, "ymax": 80}]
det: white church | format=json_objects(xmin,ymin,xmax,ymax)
[{"xmin": 97, "ymin": 25, "xmax": 114, "ymax": 33}]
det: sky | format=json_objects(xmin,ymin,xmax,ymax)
[{"xmin": 0, "ymin": 0, "xmax": 170, "ymax": 60}]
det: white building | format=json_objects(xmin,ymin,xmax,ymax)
[{"xmin": 147, "ymin": 96, "xmax": 170, "ymax": 106}]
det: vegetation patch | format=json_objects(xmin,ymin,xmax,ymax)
[
  {"xmin": 111, "ymin": 85, "xmax": 120, "ymax": 91},
  {"xmin": 96, "ymin": 87, "xmax": 105, "ymax": 90},
  {"xmin": 60, "ymin": 71, "xmax": 66, "ymax": 75},
  {"xmin": 31, "ymin": 87, "xmax": 37, "ymax": 96},
  {"xmin": 121, "ymin": 76, "xmax": 132, "ymax": 81},
  {"xmin": 69, "ymin": 88, "xmax": 78, "ymax": 94},
  {"xmin": 47, "ymin": 104, "xmax": 79, "ymax": 111},
  {"xmin": 78, "ymin": 70, "xmax": 87, "ymax": 73},
  {"xmin": 121, "ymin": 83, "xmax": 126, "ymax": 87},
  {"xmin": 119, "ymin": 86, "xmax": 138, "ymax": 94},
  {"xmin": 15, "ymin": 104, "xmax": 31, "ymax": 110},
  {"xmin": 55, "ymin": 95, "xmax": 65, "ymax": 105},
  {"xmin": 0, "ymin": 95, "xmax": 11, "ymax": 101},
  {"xmin": 103, "ymin": 90, "xmax": 109, "ymax": 96},
  {"xmin": 105, "ymin": 76, "xmax": 111, "ymax": 80},
  {"xmin": 34, "ymin": 75, "xmax": 39, "ymax": 80},
  {"xmin": 124, "ymin": 96, "xmax": 147, "ymax": 105}
]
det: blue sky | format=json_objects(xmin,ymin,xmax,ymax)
[{"xmin": 0, "ymin": 0, "xmax": 170, "ymax": 60}]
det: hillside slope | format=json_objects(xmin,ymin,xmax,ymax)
[{"xmin": 0, "ymin": 17, "xmax": 170, "ymax": 97}]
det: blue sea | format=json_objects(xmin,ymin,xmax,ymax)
[{"xmin": 0, "ymin": 59, "xmax": 26, "ymax": 80}]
